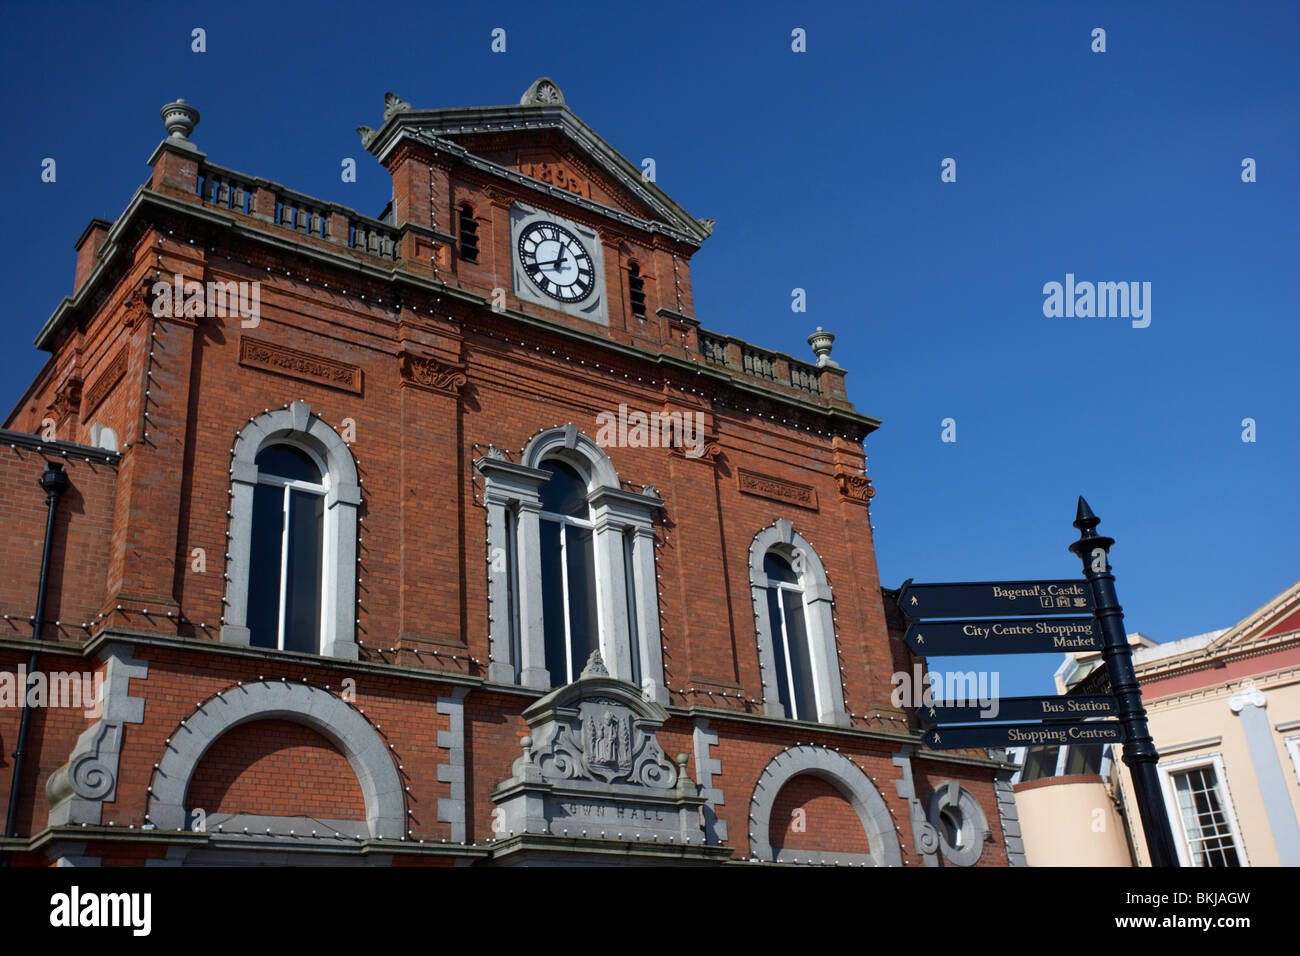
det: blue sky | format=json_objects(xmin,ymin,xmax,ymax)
[{"xmin": 1, "ymin": 1, "xmax": 1295, "ymax": 694}]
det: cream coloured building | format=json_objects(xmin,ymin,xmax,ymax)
[{"xmin": 1010, "ymin": 581, "xmax": 1300, "ymax": 867}]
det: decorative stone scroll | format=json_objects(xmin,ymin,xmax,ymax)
[
  {"xmin": 492, "ymin": 651, "xmax": 708, "ymax": 845},
  {"xmin": 239, "ymin": 336, "xmax": 362, "ymax": 394},
  {"xmin": 398, "ymin": 351, "xmax": 468, "ymax": 396},
  {"xmin": 737, "ymin": 468, "xmax": 818, "ymax": 510},
  {"xmin": 45, "ymin": 645, "xmax": 148, "ymax": 827},
  {"xmin": 835, "ymin": 471, "xmax": 875, "ymax": 504},
  {"xmin": 82, "ymin": 350, "xmax": 127, "ymax": 417},
  {"xmin": 49, "ymin": 376, "xmax": 83, "ymax": 425}
]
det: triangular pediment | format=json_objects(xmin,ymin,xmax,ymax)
[
  {"xmin": 1204, "ymin": 579, "xmax": 1300, "ymax": 653},
  {"xmin": 359, "ymin": 80, "xmax": 713, "ymax": 245},
  {"xmin": 1133, "ymin": 581, "xmax": 1300, "ymax": 680}
]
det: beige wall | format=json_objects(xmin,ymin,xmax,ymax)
[
  {"xmin": 1115, "ymin": 669, "xmax": 1300, "ymax": 867},
  {"xmin": 1015, "ymin": 778, "xmax": 1131, "ymax": 866}
]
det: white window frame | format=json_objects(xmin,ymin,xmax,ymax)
[
  {"xmin": 748, "ymin": 519, "xmax": 848, "ymax": 726},
  {"xmin": 763, "ymin": 559, "xmax": 817, "ymax": 721},
  {"xmin": 538, "ymin": 488, "xmax": 602, "ymax": 686},
  {"xmin": 1284, "ymin": 734, "xmax": 1300, "ymax": 787},
  {"xmin": 474, "ymin": 425, "xmax": 666, "ymax": 702},
  {"xmin": 1157, "ymin": 752, "xmax": 1249, "ymax": 867},
  {"xmin": 221, "ymin": 402, "xmax": 360, "ymax": 660},
  {"xmin": 254, "ymin": 451, "xmax": 328, "ymax": 652}
]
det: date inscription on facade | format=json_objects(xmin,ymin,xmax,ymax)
[
  {"xmin": 239, "ymin": 336, "xmax": 362, "ymax": 394},
  {"xmin": 81, "ymin": 350, "xmax": 128, "ymax": 417},
  {"xmin": 738, "ymin": 469, "xmax": 818, "ymax": 511}
]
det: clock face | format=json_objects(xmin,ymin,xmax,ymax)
[{"xmin": 517, "ymin": 221, "xmax": 596, "ymax": 303}]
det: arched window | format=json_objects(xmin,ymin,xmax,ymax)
[
  {"xmin": 474, "ymin": 424, "xmax": 665, "ymax": 700},
  {"xmin": 538, "ymin": 460, "xmax": 599, "ymax": 685},
  {"xmin": 221, "ymin": 402, "xmax": 360, "ymax": 660},
  {"xmin": 762, "ymin": 552, "xmax": 818, "ymax": 721},
  {"xmin": 247, "ymin": 444, "xmax": 326, "ymax": 653},
  {"xmin": 749, "ymin": 520, "xmax": 848, "ymax": 726}
]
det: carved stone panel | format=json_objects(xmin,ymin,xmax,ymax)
[
  {"xmin": 491, "ymin": 652, "xmax": 708, "ymax": 846},
  {"xmin": 238, "ymin": 336, "xmax": 363, "ymax": 394},
  {"xmin": 835, "ymin": 471, "xmax": 875, "ymax": 504},
  {"xmin": 82, "ymin": 350, "xmax": 128, "ymax": 417},
  {"xmin": 737, "ymin": 468, "xmax": 818, "ymax": 511},
  {"xmin": 398, "ymin": 351, "xmax": 468, "ymax": 396}
]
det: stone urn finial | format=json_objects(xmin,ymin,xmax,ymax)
[
  {"xmin": 807, "ymin": 326, "xmax": 838, "ymax": 367},
  {"xmin": 160, "ymin": 99, "xmax": 200, "ymax": 143}
]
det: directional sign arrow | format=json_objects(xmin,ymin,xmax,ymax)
[
  {"xmin": 915, "ymin": 694, "xmax": 1118, "ymax": 727},
  {"xmin": 922, "ymin": 720, "xmax": 1127, "ymax": 750},
  {"xmin": 903, "ymin": 617, "xmax": 1103, "ymax": 656},
  {"xmin": 899, "ymin": 580, "xmax": 1094, "ymax": 619}
]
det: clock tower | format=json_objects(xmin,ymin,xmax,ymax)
[{"xmin": 358, "ymin": 76, "xmax": 713, "ymax": 349}]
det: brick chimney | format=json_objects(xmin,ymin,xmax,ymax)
[{"xmin": 73, "ymin": 218, "xmax": 111, "ymax": 292}]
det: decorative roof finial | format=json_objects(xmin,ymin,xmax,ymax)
[
  {"xmin": 160, "ymin": 99, "xmax": 200, "ymax": 144},
  {"xmin": 383, "ymin": 92, "xmax": 412, "ymax": 122},
  {"xmin": 520, "ymin": 77, "xmax": 565, "ymax": 107},
  {"xmin": 808, "ymin": 327, "xmax": 838, "ymax": 368}
]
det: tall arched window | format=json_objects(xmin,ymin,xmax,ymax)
[
  {"xmin": 247, "ymin": 444, "xmax": 326, "ymax": 653},
  {"xmin": 749, "ymin": 519, "xmax": 848, "ymax": 726},
  {"xmin": 538, "ymin": 460, "xmax": 599, "ymax": 685},
  {"xmin": 221, "ymin": 402, "xmax": 360, "ymax": 660},
  {"xmin": 763, "ymin": 552, "xmax": 818, "ymax": 721},
  {"xmin": 474, "ymin": 424, "xmax": 666, "ymax": 701}
]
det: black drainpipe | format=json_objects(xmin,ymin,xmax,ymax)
[{"xmin": 1, "ymin": 461, "xmax": 69, "ymax": 867}]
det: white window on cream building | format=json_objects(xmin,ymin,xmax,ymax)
[{"xmin": 1158, "ymin": 753, "xmax": 1247, "ymax": 867}]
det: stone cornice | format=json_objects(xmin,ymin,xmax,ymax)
[
  {"xmin": 0, "ymin": 427, "xmax": 121, "ymax": 465},
  {"xmin": 0, "ymin": 825, "xmax": 491, "ymax": 859},
  {"xmin": 1144, "ymin": 665, "xmax": 1300, "ymax": 708},
  {"xmin": 0, "ymin": 629, "xmax": 951, "ymax": 754},
  {"xmin": 1136, "ymin": 628, "xmax": 1300, "ymax": 685}
]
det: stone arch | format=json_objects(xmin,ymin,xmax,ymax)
[
  {"xmin": 148, "ymin": 681, "xmax": 404, "ymax": 840},
  {"xmin": 521, "ymin": 422, "xmax": 621, "ymax": 489},
  {"xmin": 748, "ymin": 520, "xmax": 847, "ymax": 725},
  {"xmin": 748, "ymin": 745, "xmax": 901, "ymax": 866},
  {"xmin": 220, "ymin": 401, "xmax": 360, "ymax": 659}
]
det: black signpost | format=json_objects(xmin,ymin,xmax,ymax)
[
  {"xmin": 901, "ymin": 496, "xmax": 1181, "ymax": 867},
  {"xmin": 1068, "ymin": 497, "xmax": 1180, "ymax": 867}
]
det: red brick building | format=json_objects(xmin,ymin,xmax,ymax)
[{"xmin": 0, "ymin": 79, "xmax": 1020, "ymax": 866}]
